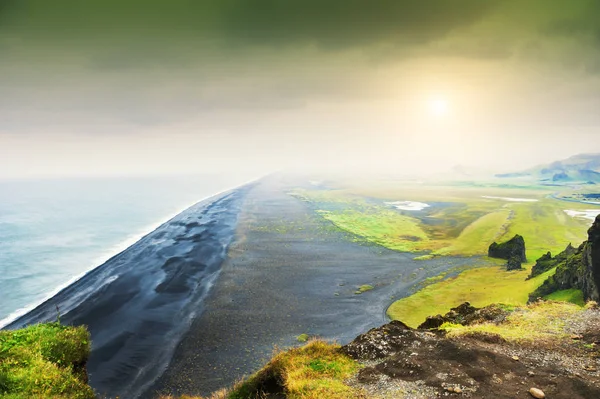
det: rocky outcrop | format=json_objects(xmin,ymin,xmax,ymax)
[
  {"xmin": 583, "ymin": 215, "xmax": 600, "ymax": 301},
  {"xmin": 507, "ymin": 256, "xmax": 523, "ymax": 271},
  {"xmin": 530, "ymin": 215, "xmax": 600, "ymax": 302},
  {"xmin": 529, "ymin": 243, "xmax": 576, "ymax": 279},
  {"xmin": 417, "ymin": 302, "xmax": 509, "ymax": 330},
  {"xmin": 341, "ymin": 306, "xmax": 600, "ymax": 399},
  {"xmin": 488, "ymin": 234, "xmax": 526, "ymax": 270}
]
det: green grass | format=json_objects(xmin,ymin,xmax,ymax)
[
  {"xmin": 544, "ymin": 288, "xmax": 585, "ymax": 306},
  {"xmin": 0, "ymin": 323, "xmax": 94, "ymax": 399},
  {"xmin": 499, "ymin": 199, "xmax": 590, "ymax": 261},
  {"xmin": 441, "ymin": 301, "xmax": 583, "ymax": 342},
  {"xmin": 354, "ymin": 285, "xmax": 374, "ymax": 294},
  {"xmin": 433, "ymin": 209, "xmax": 511, "ymax": 256},
  {"xmin": 387, "ymin": 263, "xmax": 556, "ymax": 328},
  {"xmin": 297, "ymin": 334, "xmax": 310, "ymax": 343},
  {"xmin": 293, "ymin": 184, "xmax": 592, "ymax": 259},
  {"xmin": 318, "ymin": 209, "xmax": 430, "ymax": 252},
  {"xmin": 228, "ymin": 340, "xmax": 361, "ymax": 399}
]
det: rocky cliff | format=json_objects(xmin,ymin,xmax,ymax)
[
  {"xmin": 529, "ymin": 243, "xmax": 576, "ymax": 279},
  {"xmin": 584, "ymin": 215, "xmax": 600, "ymax": 301},
  {"xmin": 530, "ymin": 215, "xmax": 600, "ymax": 302}
]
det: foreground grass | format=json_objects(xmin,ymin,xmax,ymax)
[
  {"xmin": 387, "ymin": 263, "xmax": 556, "ymax": 327},
  {"xmin": 441, "ymin": 301, "xmax": 584, "ymax": 342},
  {"xmin": 0, "ymin": 323, "xmax": 94, "ymax": 399},
  {"xmin": 164, "ymin": 340, "xmax": 362, "ymax": 399}
]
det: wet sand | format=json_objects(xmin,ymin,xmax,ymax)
[{"xmin": 147, "ymin": 176, "xmax": 480, "ymax": 398}]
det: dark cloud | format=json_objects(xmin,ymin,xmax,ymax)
[
  {"xmin": 1, "ymin": 0, "xmax": 600, "ymax": 134},
  {"xmin": 542, "ymin": 0, "xmax": 600, "ymax": 39},
  {"xmin": 0, "ymin": 1, "xmax": 498, "ymax": 54}
]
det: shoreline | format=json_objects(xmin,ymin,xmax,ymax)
[
  {"xmin": 4, "ymin": 185, "xmax": 252, "ymax": 399},
  {"xmin": 0, "ymin": 179, "xmax": 260, "ymax": 330}
]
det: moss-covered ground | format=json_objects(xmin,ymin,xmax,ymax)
[
  {"xmin": 0, "ymin": 323, "xmax": 94, "ymax": 399},
  {"xmin": 441, "ymin": 300, "xmax": 585, "ymax": 342}
]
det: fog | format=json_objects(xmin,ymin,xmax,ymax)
[{"xmin": 1, "ymin": 0, "xmax": 599, "ymax": 179}]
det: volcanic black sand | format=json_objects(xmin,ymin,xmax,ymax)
[
  {"xmin": 5, "ymin": 187, "xmax": 250, "ymax": 399},
  {"xmin": 146, "ymin": 176, "xmax": 482, "ymax": 398}
]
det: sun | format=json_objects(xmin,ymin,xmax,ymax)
[{"xmin": 428, "ymin": 98, "xmax": 448, "ymax": 117}]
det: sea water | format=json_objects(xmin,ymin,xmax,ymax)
[{"xmin": 0, "ymin": 174, "xmax": 253, "ymax": 327}]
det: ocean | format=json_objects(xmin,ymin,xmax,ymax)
[{"xmin": 0, "ymin": 174, "xmax": 252, "ymax": 328}]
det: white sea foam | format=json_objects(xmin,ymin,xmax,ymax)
[
  {"xmin": 385, "ymin": 201, "xmax": 430, "ymax": 211},
  {"xmin": 481, "ymin": 196, "xmax": 539, "ymax": 202},
  {"xmin": 0, "ymin": 178, "xmax": 257, "ymax": 329},
  {"xmin": 563, "ymin": 209, "xmax": 600, "ymax": 221}
]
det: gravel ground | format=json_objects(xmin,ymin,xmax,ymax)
[{"xmin": 341, "ymin": 307, "xmax": 600, "ymax": 399}]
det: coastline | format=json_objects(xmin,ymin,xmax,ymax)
[
  {"xmin": 0, "ymin": 177, "xmax": 263, "ymax": 330},
  {"xmin": 146, "ymin": 176, "xmax": 481, "ymax": 398},
  {"xmin": 3, "ymin": 184, "xmax": 253, "ymax": 398}
]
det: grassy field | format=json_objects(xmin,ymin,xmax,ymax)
[
  {"xmin": 317, "ymin": 209, "xmax": 430, "ymax": 252},
  {"xmin": 292, "ymin": 180, "xmax": 594, "ymax": 260},
  {"xmin": 501, "ymin": 199, "xmax": 591, "ymax": 260},
  {"xmin": 292, "ymin": 179, "xmax": 597, "ymax": 329},
  {"xmin": 387, "ymin": 263, "xmax": 556, "ymax": 327},
  {"xmin": 432, "ymin": 209, "xmax": 511, "ymax": 256}
]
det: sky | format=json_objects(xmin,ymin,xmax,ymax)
[{"xmin": 1, "ymin": 0, "xmax": 599, "ymax": 178}]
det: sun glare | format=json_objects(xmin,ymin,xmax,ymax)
[{"xmin": 428, "ymin": 98, "xmax": 448, "ymax": 117}]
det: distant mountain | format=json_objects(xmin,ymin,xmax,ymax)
[{"xmin": 496, "ymin": 153, "xmax": 600, "ymax": 184}]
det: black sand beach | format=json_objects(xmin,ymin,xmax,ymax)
[
  {"xmin": 5, "ymin": 187, "xmax": 250, "ymax": 399},
  {"xmin": 4, "ymin": 176, "xmax": 482, "ymax": 399},
  {"xmin": 146, "ymin": 177, "xmax": 480, "ymax": 398}
]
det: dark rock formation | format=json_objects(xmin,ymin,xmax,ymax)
[
  {"xmin": 417, "ymin": 302, "xmax": 509, "ymax": 330},
  {"xmin": 583, "ymin": 215, "xmax": 600, "ymax": 301},
  {"xmin": 529, "ymin": 243, "xmax": 576, "ymax": 279},
  {"xmin": 530, "ymin": 251, "xmax": 553, "ymax": 276},
  {"xmin": 529, "ymin": 215, "xmax": 600, "ymax": 302},
  {"xmin": 341, "ymin": 320, "xmax": 414, "ymax": 361},
  {"xmin": 507, "ymin": 256, "xmax": 523, "ymax": 270},
  {"xmin": 488, "ymin": 234, "xmax": 526, "ymax": 270}
]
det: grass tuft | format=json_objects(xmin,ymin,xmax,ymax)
[
  {"xmin": 0, "ymin": 322, "xmax": 94, "ymax": 399},
  {"xmin": 354, "ymin": 285, "xmax": 374, "ymax": 295},
  {"xmin": 297, "ymin": 334, "xmax": 310, "ymax": 343},
  {"xmin": 230, "ymin": 340, "xmax": 361, "ymax": 399}
]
